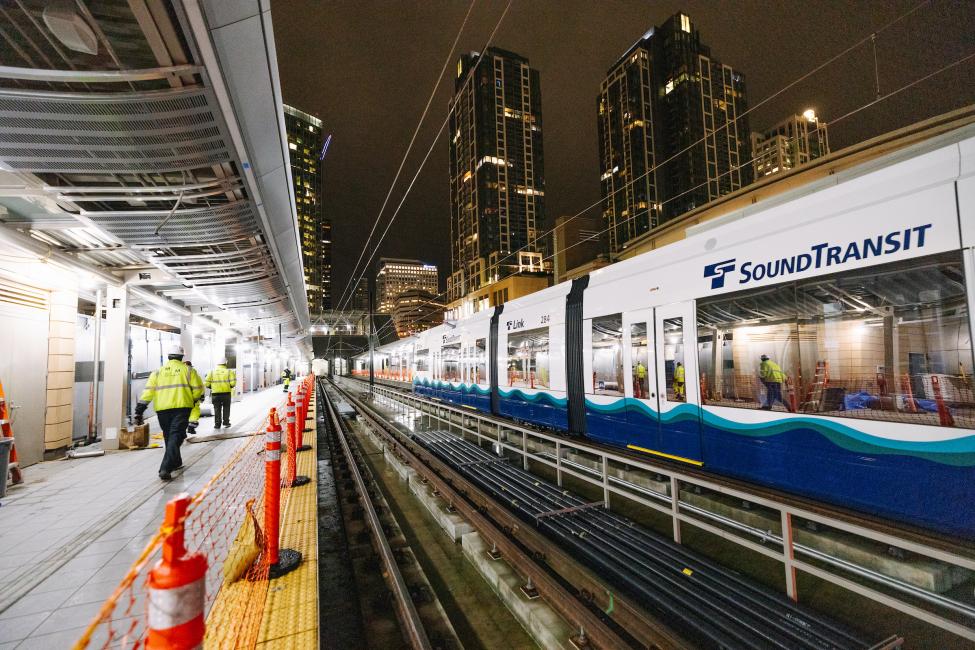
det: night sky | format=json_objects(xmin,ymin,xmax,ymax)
[{"xmin": 273, "ymin": 0, "xmax": 975, "ymax": 306}]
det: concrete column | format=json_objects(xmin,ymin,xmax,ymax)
[
  {"xmin": 101, "ymin": 285, "xmax": 129, "ymax": 450},
  {"xmin": 213, "ymin": 329, "xmax": 227, "ymax": 365},
  {"xmin": 234, "ymin": 341, "xmax": 243, "ymax": 400},
  {"xmin": 180, "ymin": 317, "xmax": 194, "ymax": 359},
  {"xmin": 44, "ymin": 287, "xmax": 77, "ymax": 457}
]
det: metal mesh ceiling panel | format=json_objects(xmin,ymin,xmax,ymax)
[
  {"xmin": 84, "ymin": 202, "xmax": 259, "ymax": 246},
  {"xmin": 0, "ymin": 88, "xmax": 231, "ymax": 173}
]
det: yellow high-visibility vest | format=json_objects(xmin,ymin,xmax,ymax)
[
  {"xmin": 139, "ymin": 359, "xmax": 204, "ymax": 411},
  {"xmin": 206, "ymin": 365, "xmax": 237, "ymax": 394},
  {"xmin": 760, "ymin": 360, "xmax": 786, "ymax": 383}
]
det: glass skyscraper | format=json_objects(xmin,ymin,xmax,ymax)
[
  {"xmin": 447, "ymin": 47, "xmax": 545, "ymax": 302},
  {"xmin": 598, "ymin": 13, "xmax": 751, "ymax": 254},
  {"xmin": 283, "ymin": 104, "xmax": 332, "ymax": 312}
]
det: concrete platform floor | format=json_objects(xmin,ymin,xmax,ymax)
[{"xmin": 0, "ymin": 386, "xmax": 285, "ymax": 649}]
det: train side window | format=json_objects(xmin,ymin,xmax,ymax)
[
  {"xmin": 696, "ymin": 252, "xmax": 974, "ymax": 428},
  {"xmin": 663, "ymin": 318, "xmax": 686, "ymax": 401},
  {"xmin": 795, "ymin": 253, "xmax": 972, "ymax": 427},
  {"xmin": 415, "ymin": 349, "xmax": 429, "ymax": 373},
  {"xmin": 506, "ymin": 327, "xmax": 549, "ymax": 389},
  {"xmin": 592, "ymin": 314, "xmax": 624, "ymax": 396},
  {"xmin": 697, "ymin": 284, "xmax": 799, "ymax": 412},
  {"xmin": 631, "ymin": 322, "xmax": 650, "ymax": 399},
  {"xmin": 475, "ymin": 338, "xmax": 487, "ymax": 384}
]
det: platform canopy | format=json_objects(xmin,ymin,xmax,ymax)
[{"xmin": 0, "ymin": 0, "xmax": 310, "ymax": 358}]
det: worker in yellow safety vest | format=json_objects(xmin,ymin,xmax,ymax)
[
  {"xmin": 183, "ymin": 360, "xmax": 204, "ymax": 436},
  {"xmin": 674, "ymin": 361, "xmax": 687, "ymax": 402},
  {"xmin": 634, "ymin": 361, "xmax": 647, "ymax": 398},
  {"xmin": 206, "ymin": 358, "xmax": 236, "ymax": 429},
  {"xmin": 759, "ymin": 354, "xmax": 787, "ymax": 410},
  {"xmin": 135, "ymin": 345, "xmax": 204, "ymax": 480},
  {"xmin": 282, "ymin": 368, "xmax": 291, "ymax": 393},
  {"xmin": 673, "ymin": 362, "xmax": 686, "ymax": 401}
]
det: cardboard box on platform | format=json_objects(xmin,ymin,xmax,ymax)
[{"xmin": 120, "ymin": 423, "xmax": 149, "ymax": 449}]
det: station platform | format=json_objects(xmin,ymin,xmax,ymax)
[{"xmin": 0, "ymin": 385, "xmax": 303, "ymax": 649}]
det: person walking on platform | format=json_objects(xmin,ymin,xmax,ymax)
[
  {"xmin": 206, "ymin": 358, "xmax": 236, "ymax": 429},
  {"xmin": 282, "ymin": 368, "xmax": 291, "ymax": 393},
  {"xmin": 673, "ymin": 361, "xmax": 686, "ymax": 401},
  {"xmin": 184, "ymin": 360, "xmax": 203, "ymax": 436},
  {"xmin": 759, "ymin": 354, "xmax": 788, "ymax": 410},
  {"xmin": 135, "ymin": 345, "xmax": 204, "ymax": 480}
]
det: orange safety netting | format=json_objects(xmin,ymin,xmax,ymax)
[{"xmin": 72, "ymin": 375, "xmax": 316, "ymax": 650}]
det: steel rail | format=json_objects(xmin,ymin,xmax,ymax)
[
  {"xmin": 366, "ymin": 379, "xmax": 973, "ymax": 565},
  {"xmin": 328, "ymin": 378, "xmax": 684, "ymax": 650},
  {"xmin": 318, "ymin": 381, "xmax": 433, "ymax": 650},
  {"xmin": 416, "ymin": 430, "xmax": 862, "ymax": 649}
]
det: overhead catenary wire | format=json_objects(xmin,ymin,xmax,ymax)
[
  {"xmin": 333, "ymin": 0, "xmax": 479, "ymax": 312},
  {"xmin": 323, "ymin": 0, "xmax": 516, "ymax": 360},
  {"xmin": 366, "ymin": 47, "xmax": 975, "ymax": 343},
  {"xmin": 333, "ymin": 0, "xmax": 516, "ymax": 319},
  {"xmin": 353, "ymin": 0, "xmax": 934, "ymax": 330},
  {"xmin": 364, "ymin": 0, "xmax": 939, "ymax": 339},
  {"xmin": 442, "ymin": 0, "xmax": 934, "ymax": 289},
  {"xmin": 331, "ymin": 0, "xmax": 961, "ymax": 348}
]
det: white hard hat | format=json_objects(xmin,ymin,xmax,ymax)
[
  {"xmin": 167, "ymin": 344, "xmax": 185, "ymax": 357},
  {"xmin": 217, "ymin": 357, "xmax": 228, "ymax": 365}
]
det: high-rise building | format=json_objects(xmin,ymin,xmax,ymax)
[
  {"xmin": 598, "ymin": 13, "xmax": 751, "ymax": 255},
  {"xmin": 375, "ymin": 258, "xmax": 439, "ymax": 314},
  {"xmin": 752, "ymin": 110, "xmax": 830, "ymax": 179},
  {"xmin": 283, "ymin": 104, "xmax": 332, "ymax": 312},
  {"xmin": 351, "ymin": 277, "xmax": 370, "ymax": 313},
  {"xmin": 392, "ymin": 289, "xmax": 444, "ymax": 338},
  {"xmin": 447, "ymin": 47, "xmax": 546, "ymax": 303}
]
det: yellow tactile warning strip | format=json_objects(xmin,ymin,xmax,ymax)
[
  {"xmin": 256, "ymin": 394, "xmax": 319, "ymax": 648},
  {"xmin": 204, "ymin": 392, "xmax": 319, "ymax": 649}
]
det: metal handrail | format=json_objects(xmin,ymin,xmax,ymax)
[{"xmin": 358, "ymin": 378, "xmax": 975, "ymax": 643}]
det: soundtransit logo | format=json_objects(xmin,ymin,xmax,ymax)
[
  {"xmin": 703, "ymin": 259, "xmax": 736, "ymax": 289},
  {"xmin": 702, "ymin": 224, "xmax": 932, "ymax": 291}
]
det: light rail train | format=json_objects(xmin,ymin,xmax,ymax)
[{"xmin": 357, "ymin": 126, "xmax": 975, "ymax": 539}]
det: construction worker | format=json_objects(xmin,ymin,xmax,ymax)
[
  {"xmin": 184, "ymin": 360, "xmax": 204, "ymax": 436},
  {"xmin": 282, "ymin": 368, "xmax": 291, "ymax": 393},
  {"xmin": 759, "ymin": 354, "xmax": 788, "ymax": 410},
  {"xmin": 634, "ymin": 360, "xmax": 647, "ymax": 399},
  {"xmin": 135, "ymin": 345, "xmax": 204, "ymax": 480},
  {"xmin": 206, "ymin": 358, "xmax": 236, "ymax": 429},
  {"xmin": 673, "ymin": 361, "xmax": 686, "ymax": 401}
]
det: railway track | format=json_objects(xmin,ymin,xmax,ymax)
[
  {"xmin": 318, "ymin": 380, "xmax": 460, "ymax": 650},
  {"xmin": 330, "ymin": 377, "xmax": 903, "ymax": 649},
  {"xmin": 358, "ymin": 376, "xmax": 966, "ymax": 555}
]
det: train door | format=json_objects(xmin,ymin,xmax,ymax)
[
  {"xmin": 621, "ymin": 310, "xmax": 659, "ymax": 453},
  {"xmin": 653, "ymin": 302, "xmax": 704, "ymax": 463}
]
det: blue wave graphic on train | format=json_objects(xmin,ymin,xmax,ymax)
[
  {"xmin": 585, "ymin": 398, "xmax": 975, "ymax": 464},
  {"xmin": 411, "ymin": 378, "xmax": 975, "ymax": 537}
]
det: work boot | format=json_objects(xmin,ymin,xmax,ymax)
[
  {"xmin": 158, "ymin": 471, "xmax": 173, "ymax": 481},
  {"xmin": 223, "ymin": 422, "xmax": 231, "ymax": 428}
]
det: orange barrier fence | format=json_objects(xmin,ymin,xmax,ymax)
[{"xmin": 73, "ymin": 375, "xmax": 316, "ymax": 649}]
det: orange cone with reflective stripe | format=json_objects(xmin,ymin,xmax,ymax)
[
  {"xmin": 263, "ymin": 409, "xmax": 302, "ymax": 578},
  {"xmin": 147, "ymin": 494, "xmax": 207, "ymax": 650}
]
